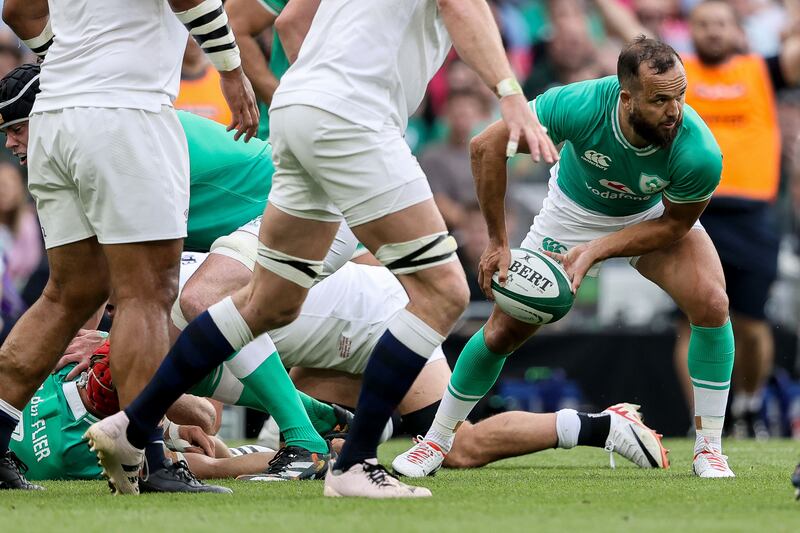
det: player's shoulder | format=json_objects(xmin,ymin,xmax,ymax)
[
  {"xmin": 534, "ymin": 75, "xmax": 619, "ymax": 104},
  {"xmin": 671, "ymin": 105, "xmax": 722, "ymax": 167}
]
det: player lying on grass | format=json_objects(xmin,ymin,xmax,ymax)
[
  {"xmin": 171, "ymin": 246, "xmax": 667, "ymax": 474},
  {"xmin": 10, "ymin": 342, "xmax": 283, "ymax": 482},
  {"xmin": 0, "ymin": 63, "xmax": 356, "ymax": 490},
  {"xmin": 396, "ymin": 37, "xmax": 734, "ymax": 479}
]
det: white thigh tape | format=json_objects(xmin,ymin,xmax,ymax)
[
  {"xmin": 375, "ymin": 232, "xmax": 458, "ymax": 275},
  {"xmin": 256, "ymin": 243, "xmax": 323, "ymax": 289},
  {"xmin": 171, "ymin": 298, "xmax": 189, "ymax": 331}
]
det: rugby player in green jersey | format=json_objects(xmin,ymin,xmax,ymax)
[
  {"xmin": 11, "ymin": 348, "xmax": 281, "ymax": 482},
  {"xmin": 396, "ymin": 37, "xmax": 736, "ymax": 479},
  {"xmin": 0, "ymin": 64, "xmax": 354, "ymax": 489}
]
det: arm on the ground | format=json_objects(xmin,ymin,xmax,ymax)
[
  {"xmin": 226, "ymin": 0, "xmax": 280, "ymax": 104},
  {"xmin": 274, "ymin": 0, "xmax": 320, "ymax": 64},
  {"xmin": 780, "ymin": 1, "xmax": 800, "ymax": 85},
  {"xmin": 180, "ymin": 451, "xmax": 274, "ymax": 479},
  {"xmin": 437, "ymin": 0, "xmax": 557, "ymax": 163},
  {"xmin": 165, "ymin": 394, "xmax": 218, "ymax": 436},
  {"xmin": 163, "ymin": 420, "xmax": 216, "ymax": 457},
  {"xmin": 592, "ymin": 0, "xmax": 654, "ymax": 43},
  {"xmin": 547, "ymin": 198, "xmax": 708, "ymax": 292},
  {"xmin": 469, "ymin": 119, "xmax": 531, "ymax": 299},
  {"xmin": 169, "ymin": 0, "xmax": 259, "ymax": 141},
  {"xmin": 2, "ymin": 0, "xmax": 48, "ymax": 43}
]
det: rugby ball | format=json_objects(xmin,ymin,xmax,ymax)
[{"xmin": 491, "ymin": 248, "xmax": 574, "ymax": 325}]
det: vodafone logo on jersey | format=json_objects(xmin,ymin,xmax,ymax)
[
  {"xmin": 582, "ymin": 150, "xmax": 611, "ymax": 169},
  {"xmin": 599, "ymin": 179, "xmax": 635, "ymax": 194}
]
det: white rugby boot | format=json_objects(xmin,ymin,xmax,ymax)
[
  {"xmin": 391, "ymin": 437, "xmax": 446, "ymax": 478},
  {"xmin": 84, "ymin": 411, "xmax": 144, "ymax": 495},
  {"xmin": 692, "ymin": 438, "xmax": 735, "ymax": 478},
  {"xmin": 324, "ymin": 459, "xmax": 432, "ymax": 498},
  {"xmin": 603, "ymin": 403, "xmax": 669, "ymax": 469}
]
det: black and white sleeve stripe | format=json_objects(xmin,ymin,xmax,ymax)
[{"xmin": 175, "ymin": 0, "xmax": 240, "ymax": 71}]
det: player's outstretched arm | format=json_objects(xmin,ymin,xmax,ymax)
[
  {"xmin": 226, "ymin": 0, "xmax": 280, "ymax": 104},
  {"xmin": 470, "ymin": 120, "xmax": 531, "ymax": 299},
  {"xmin": 438, "ymin": 0, "xmax": 558, "ymax": 164},
  {"xmin": 170, "ymin": 0, "xmax": 260, "ymax": 141},
  {"xmin": 547, "ymin": 198, "xmax": 708, "ymax": 292},
  {"xmin": 591, "ymin": 0, "xmax": 654, "ymax": 44},
  {"xmin": 275, "ymin": 0, "xmax": 321, "ymax": 64}
]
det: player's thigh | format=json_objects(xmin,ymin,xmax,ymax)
[
  {"xmin": 67, "ymin": 106, "xmax": 190, "ymax": 245},
  {"xmin": 289, "ymin": 367, "xmax": 362, "ymax": 407},
  {"xmin": 635, "ymin": 229, "xmax": 728, "ymax": 325},
  {"xmin": 103, "ymin": 239, "xmax": 184, "ymax": 305},
  {"xmin": 398, "ymin": 355, "xmax": 451, "ymax": 415},
  {"xmin": 43, "ymin": 237, "xmax": 110, "ymax": 311}
]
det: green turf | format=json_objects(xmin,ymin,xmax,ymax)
[{"xmin": 2, "ymin": 438, "xmax": 798, "ymax": 532}]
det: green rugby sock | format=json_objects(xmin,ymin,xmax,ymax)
[
  {"xmin": 225, "ymin": 335, "xmax": 328, "ymax": 454},
  {"xmin": 688, "ymin": 320, "xmax": 735, "ymax": 449},
  {"xmin": 189, "ymin": 362, "xmax": 337, "ymax": 437},
  {"xmin": 426, "ymin": 327, "xmax": 510, "ymax": 451},
  {"xmin": 297, "ymin": 391, "xmax": 339, "ymax": 435}
]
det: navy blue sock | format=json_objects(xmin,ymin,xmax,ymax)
[
  {"xmin": 126, "ymin": 311, "xmax": 236, "ymax": 448},
  {"xmin": 0, "ymin": 408, "xmax": 19, "ymax": 454},
  {"xmin": 335, "ymin": 330, "xmax": 428, "ymax": 472},
  {"xmin": 144, "ymin": 428, "xmax": 167, "ymax": 469}
]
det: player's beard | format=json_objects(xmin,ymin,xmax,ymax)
[{"xmin": 629, "ymin": 104, "xmax": 682, "ymax": 148}]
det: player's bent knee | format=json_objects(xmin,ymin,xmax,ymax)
[
  {"xmin": 445, "ymin": 424, "xmax": 483, "ymax": 469},
  {"xmin": 689, "ymin": 285, "xmax": 729, "ymax": 327},
  {"xmin": 41, "ymin": 278, "xmax": 109, "ymax": 320}
]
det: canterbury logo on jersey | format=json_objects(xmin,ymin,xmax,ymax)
[{"xmin": 582, "ymin": 150, "xmax": 611, "ymax": 169}]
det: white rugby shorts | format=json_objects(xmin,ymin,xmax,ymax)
[
  {"xmin": 522, "ymin": 173, "xmax": 703, "ymax": 277},
  {"xmin": 267, "ymin": 105, "xmax": 432, "ymax": 226},
  {"xmin": 27, "ymin": 106, "xmax": 189, "ymax": 248}
]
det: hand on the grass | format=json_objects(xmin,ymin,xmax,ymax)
[
  {"xmin": 543, "ymin": 243, "xmax": 598, "ymax": 293},
  {"xmin": 478, "ymin": 240, "xmax": 512, "ymax": 300},
  {"xmin": 55, "ymin": 329, "xmax": 107, "ymax": 380}
]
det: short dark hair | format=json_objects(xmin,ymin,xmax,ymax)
[{"xmin": 617, "ymin": 36, "xmax": 682, "ymax": 91}]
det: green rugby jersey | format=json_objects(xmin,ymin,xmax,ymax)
[
  {"xmin": 531, "ymin": 76, "xmax": 722, "ymax": 217},
  {"xmin": 179, "ymin": 111, "xmax": 272, "ymax": 252},
  {"xmin": 9, "ymin": 365, "xmax": 101, "ymax": 481},
  {"xmin": 257, "ymin": 0, "xmax": 290, "ymax": 140}
]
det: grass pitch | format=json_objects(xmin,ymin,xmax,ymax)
[{"xmin": 2, "ymin": 438, "xmax": 798, "ymax": 533}]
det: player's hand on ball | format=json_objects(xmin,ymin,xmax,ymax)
[
  {"xmin": 499, "ymin": 94, "xmax": 559, "ymax": 164},
  {"xmin": 220, "ymin": 67, "xmax": 260, "ymax": 142},
  {"xmin": 479, "ymin": 241, "xmax": 512, "ymax": 300},
  {"xmin": 55, "ymin": 329, "xmax": 107, "ymax": 380},
  {"xmin": 543, "ymin": 244, "xmax": 597, "ymax": 293}
]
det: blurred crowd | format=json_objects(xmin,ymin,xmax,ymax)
[{"xmin": 3, "ymin": 0, "xmax": 800, "ymax": 331}]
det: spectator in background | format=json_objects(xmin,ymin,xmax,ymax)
[
  {"xmin": 523, "ymin": 14, "xmax": 604, "ymax": 97},
  {"xmin": 596, "ymin": 0, "xmax": 800, "ymax": 438},
  {"xmin": 0, "ymin": 28, "xmax": 22, "ymax": 78},
  {"xmin": 419, "ymin": 89, "xmax": 491, "ymax": 231},
  {"xmin": 0, "ymin": 162, "xmax": 40, "ymax": 341},
  {"xmin": 730, "ymin": 0, "xmax": 788, "ymax": 56},
  {"xmin": 0, "ymin": 162, "xmax": 41, "ymax": 289},
  {"xmin": 173, "ymin": 38, "xmax": 233, "ymax": 126}
]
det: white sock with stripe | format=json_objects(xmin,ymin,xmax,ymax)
[{"xmin": 424, "ymin": 386, "xmax": 481, "ymax": 453}]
